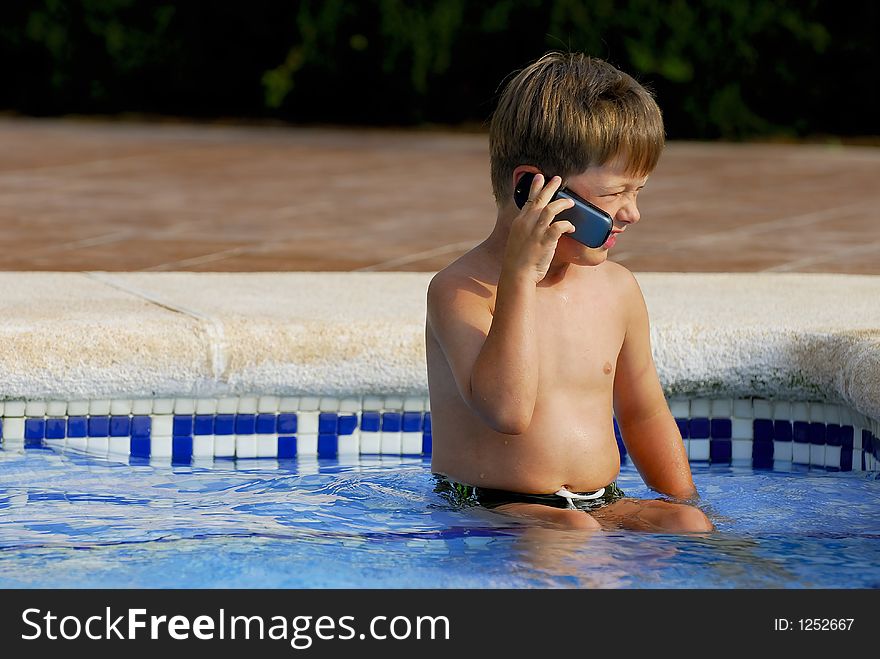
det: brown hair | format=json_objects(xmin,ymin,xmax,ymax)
[{"xmin": 489, "ymin": 52, "xmax": 664, "ymax": 205}]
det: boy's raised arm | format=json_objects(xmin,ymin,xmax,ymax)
[
  {"xmin": 427, "ymin": 174, "xmax": 576, "ymax": 435},
  {"xmin": 612, "ymin": 270, "xmax": 698, "ymax": 499}
]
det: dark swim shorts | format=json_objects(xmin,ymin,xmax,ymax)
[{"xmin": 433, "ymin": 474, "xmax": 625, "ymax": 512}]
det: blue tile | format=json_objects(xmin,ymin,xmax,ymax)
[
  {"xmin": 131, "ymin": 436, "xmax": 150, "ymax": 458},
  {"xmin": 25, "ymin": 418, "xmax": 46, "ymax": 441},
  {"xmin": 403, "ymin": 412, "xmax": 422, "ymax": 432},
  {"xmin": 277, "ymin": 436, "xmax": 297, "ymax": 459},
  {"xmin": 710, "ymin": 418, "xmax": 732, "ymax": 439},
  {"xmin": 754, "ymin": 419, "xmax": 774, "ymax": 442},
  {"xmin": 773, "ymin": 420, "xmax": 792, "ymax": 442},
  {"xmin": 613, "ymin": 417, "xmax": 621, "ymax": 438},
  {"xmin": 319, "ymin": 413, "xmax": 338, "ymax": 434},
  {"xmin": 840, "ymin": 426, "xmax": 853, "ymax": 449},
  {"xmin": 616, "ymin": 433, "xmax": 627, "ymax": 458},
  {"xmin": 361, "ymin": 411, "xmax": 380, "ymax": 432},
  {"xmin": 840, "ymin": 447, "xmax": 853, "ymax": 472},
  {"xmin": 131, "ymin": 415, "xmax": 151, "ymax": 436},
  {"xmin": 710, "ymin": 439, "xmax": 732, "ymax": 463},
  {"xmin": 793, "ymin": 421, "xmax": 810, "ymax": 443},
  {"xmin": 88, "ymin": 416, "xmax": 110, "ymax": 437},
  {"xmin": 752, "ymin": 454, "xmax": 774, "ymax": 470},
  {"xmin": 67, "ymin": 416, "xmax": 88, "ymax": 438},
  {"xmin": 256, "ymin": 413, "xmax": 278, "ymax": 434},
  {"xmin": 808, "ymin": 422, "xmax": 826, "ymax": 445},
  {"xmin": 422, "ymin": 432, "xmax": 432, "ymax": 455},
  {"xmin": 173, "ymin": 415, "xmax": 194, "ymax": 436},
  {"xmin": 338, "ymin": 414, "xmax": 357, "ymax": 435},
  {"xmin": 423, "ymin": 412, "xmax": 431, "ymax": 433},
  {"xmin": 194, "ymin": 415, "xmax": 214, "ymax": 435},
  {"xmin": 45, "ymin": 418, "xmax": 66, "ymax": 439},
  {"xmin": 382, "ymin": 413, "xmax": 402, "ymax": 432},
  {"xmin": 825, "ymin": 424, "xmax": 841, "ymax": 447},
  {"xmin": 675, "ymin": 418, "xmax": 689, "ymax": 438},
  {"xmin": 235, "ymin": 414, "xmax": 256, "ymax": 435},
  {"xmin": 277, "ymin": 413, "xmax": 297, "ymax": 434},
  {"xmin": 109, "ymin": 415, "xmax": 131, "ymax": 437},
  {"xmin": 689, "ymin": 418, "xmax": 710, "ymax": 439},
  {"xmin": 0, "ymin": 419, "xmax": 3, "ymax": 438},
  {"xmin": 318, "ymin": 434, "xmax": 338, "ymax": 458},
  {"xmin": 753, "ymin": 439, "xmax": 774, "ymax": 461},
  {"xmin": 172, "ymin": 436, "xmax": 193, "ymax": 463},
  {"xmin": 214, "ymin": 414, "xmax": 235, "ymax": 435}
]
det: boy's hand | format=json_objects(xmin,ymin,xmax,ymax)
[{"xmin": 504, "ymin": 174, "xmax": 576, "ymax": 284}]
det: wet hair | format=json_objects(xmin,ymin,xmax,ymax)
[{"xmin": 489, "ymin": 51, "xmax": 665, "ymax": 205}]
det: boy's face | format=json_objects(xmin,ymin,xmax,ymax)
[{"xmin": 552, "ymin": 157, "xmax": 648, "ymax": 267}]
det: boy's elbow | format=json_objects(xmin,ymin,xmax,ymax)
[{"xmin": 481, "ymin": 405, "xmax": 533, "ymax": 435}]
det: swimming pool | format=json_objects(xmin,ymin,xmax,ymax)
[{"xmin": 0, "ymin": 448, "xmax": 877, "ymax": 589}]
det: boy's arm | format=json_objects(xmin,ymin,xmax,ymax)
[{"xmin": 612, "ymin": 270, "xmax": 698, "ymax": 499}]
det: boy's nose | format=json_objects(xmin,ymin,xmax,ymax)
[{"xmin": 616, "ymin": 201, "xmax": 640, "ymax": 226}]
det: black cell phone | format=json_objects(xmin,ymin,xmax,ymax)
[{"xmin": 513, "ymin": 172, "xmax": 613, "ymax": 248}]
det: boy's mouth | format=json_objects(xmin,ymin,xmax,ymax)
[{"xmin": 603, "ymin": 234, "xmax": 617, "ymax": 249}]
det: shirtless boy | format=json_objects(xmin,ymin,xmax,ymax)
[{"xmin": 426, "ymin": 52, "xmax": 714, "ymax": 533}]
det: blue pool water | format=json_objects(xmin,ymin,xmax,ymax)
[{"xmin": 0, "ymin": 447, "xmax": 878, "ymax": 588}]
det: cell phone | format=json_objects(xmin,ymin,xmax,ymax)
[{"xmin": 513, "ymin": 172, "xmax": 613, "ymax": 248}]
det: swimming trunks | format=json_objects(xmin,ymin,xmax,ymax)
[{"xmin": 433, "ymin": 474, "xmax": 625, "ymax": 512}]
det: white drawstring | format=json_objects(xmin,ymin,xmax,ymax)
[{"xmin": 554, "ymin": 486, "xmax": 606, "ymax": 509}]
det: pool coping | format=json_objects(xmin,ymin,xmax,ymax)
[{"xmin": 0, "ymin": 271, "xmax": 878, "ymax": 428}]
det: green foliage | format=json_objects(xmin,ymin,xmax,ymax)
[{"xmin": 0, "ymin": 1, "xmax": 874, "ymax": 138}]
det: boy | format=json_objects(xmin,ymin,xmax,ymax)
[{"xmin": 426, "ymin": 52, "xmax": 714, "ymax": 532}]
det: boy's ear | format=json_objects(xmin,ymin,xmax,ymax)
[{"xmin": 512, "ymin": 165, "xmax": 542, "ymax": 188}]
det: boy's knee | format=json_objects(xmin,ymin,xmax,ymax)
[
  {"xmin": 665, "ymin": 505, "xmax": 715, "ymax": 533},
  {"xmin": 557, "ymin": 509, "xmax": 602, "ymax": 530}
]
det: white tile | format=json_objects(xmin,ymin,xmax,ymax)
[
  {"xmin": 213, "ymin": 435, "xmax": 235, "ymax": 457},
  {"xmin": 732, "ymin": 399, "xmax": 752, "ymax": 418},
  {"xmin": 809, "ymin": 403, "xmax": 827, "ymax": 423},
  {"xmin": 730, "ymin": 439, "xmax": 752, "ymax": 461},
  {"xmin": 298, "ymin": 397, "xmax": 320, "ymax": 412},
  {"xmin": 151, "ymin": 398, "xmax": 174, "ymax": 414},
  {"xmin": 65, "ymin": 400, "xmax": 89, "ymax": 416},
  {"xmin": 825, "ymin": 445, "xmax": 842, "ymax": 470},
  {"xmin": 753, "ymin": 399, "xmax": 773, "ymax": 419},
  {"xmin": 791, "ymin": 402, "xmax": 810, "ymax": 422},
  {"xmin": 668, "ymin": 399, "xmax": 689, "ymax": 418},
  {"xmin": 319, "ymin": 397, "xmax": 340, "ymax": 412},
  {"xmin": 363, "ymin": 396, "xmax": 384, "ymax": 411},
  {"xmin": 89, "ymin": 400, "xmax": 111, "ymax": 415},
  {"xmin": 809, "ymin": 443, "xmax": 826, "ymax": 467},
  {"xmin": 66, "ymin": 437, "xmax": 87, "ymax": 452},
  {"xmin": 688, "ymin": 439, "xmax": 710, "ymax": 461},
  {"xmin": 296, "ymin": 434, "xmax": 318, "ymax": 457},
  {"xmin": 404, "ymin": 397, "xmax": 425, "ymax": 412},
  {"xmin": 337, "ymin": 434, "xmax": 360, "ymax": 456},
  {"xmin": 297, "ymin": 411, "xmax": 319, "ymax": 434},
  {"xmin": 852, "ymin": 449, "xmax": 863, "ymax": 472},
  {"xmin": 132, "ymin": 399, "xmax": 153, "ymax": 415},
  {"xmin": 792, "ymin": 443, "xmax": 811, "ymax": 465},
  {"xmin": 216, "ymin": 397, "xmax": 238, "ymax": 414},
  {"xmin": 86, "ymin": 437, "xmax": 109, "ymax": 457},
  {"xmin": 174, "ymin": 398, "xmax": 196, "ymax": 414},
  {"xmin": 772, "ymin": 401, "xmax": 791, "ymax": 419},
  {"xmin": 711, "ymin": 399, "xmax": 732, "ymax": 417},
  {"xmin": 235, "ymin": 436, "xmax": 258, "ymax": 459},
  {"xmin": 384, "ymin": 396, "xmax": 404, "ymax": 411},
  {"xmin": 402, "ymin": 432, "xmax": 423, "ymax": 455},
  {"xmin": 109, "ymin": 399, "xmax": 132, "ymax": 415},
  {"xmin": 839, "ymin": 407, "xmax": 853, "ymax": 426},
  {"xmin": 149, "ymin": 456, "xmax": 171, "ymax": 467},
  {"xmin": 150, "ymin": 436, "xmax": 172, "ymax": 458},
  {"xmin": 824, "ymin": 405, "xmax": 841, "ymax": 425},
  {"xmin": 192, "ymin": 436, "xmax": 214, "ymax": 458},
  {"xmin": 151, "ymin": 415, "xmax": 174, "ymax": 437},
  {"xmin": 689, "ymin": 398, "xmax": 710, "ymax": 417},
  {"xmin": 3, "ymin": 418, "xmax": 25, "ymax": 440},
  {"xmin": 256, "ymin": 435, "xmax": 278, "ymax": 458},
  {"xmin": 108, "ymin": 437, "xmax": 130, "ymax": 455},
  {"xmin": 296, "ymin": 456, "xmax": 320, "ymax": 474},
  {"xmin": 424, "ymin": 398, "xmax": 431, "ymax": 412},
  {"xmin": 340, "ymin": 397, "xmax": 361, "ymax": 413},
  {"xmin": 380, "ymin": 432, "xmax": 402, "ymax": 454},
  {"xmin": 279, "ymin": 397, "xmax": 300, "ymax": 412},
  {"xmin": 732, "ymin": 418, "xmax": 753, "ymax": 440},
  {"xmin": 25, "ymin": 401, "xmax": 48, "ymax": 416},
  {"xmin": 238, "ymin": 396, "xmax": 259, "ymax": 414},
  {"xmin": 4, "ymin": 401, "xmax": 26, "ymax": 417},
  {"xmin": 854, "ymin": 428, "xmax": 864, "ymax": 450},
  {"xmin": 258, "ymin": 396, "xmax": 280, "ymax": 413},
  {"xmin": 773, "ymin": 441, "xmax": 793, "ymax": 462},
  {"xmin": 195, "ymin": 398, "xmax": 218, "ymax": 414},
  {"xmin": 0, "ymin": 401, "xmax": 3, "ymax": 415},
  {"xmin": 360, "ymin": 432, "xmax": 381, "ymax": 454}
]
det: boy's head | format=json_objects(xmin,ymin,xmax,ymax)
[{"xmin": 489, "ymin": 52, "xmax": 664, "ymax": 208}]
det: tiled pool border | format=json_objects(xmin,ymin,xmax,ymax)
[{"xmin": 0, "ymin": 395, "xmax": 876, "ymax": 473}]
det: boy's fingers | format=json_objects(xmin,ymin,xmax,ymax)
[
  {"xmin": 537, "ymin": 197, "xmax": 575, "ymax": 227},
  {"xmin": 549, "ymin": 220, "xmax": 576, "ymax": 238},
  {"xmin": 535, "ymin": 175, "xmax": 563, "ymax": 208}
]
